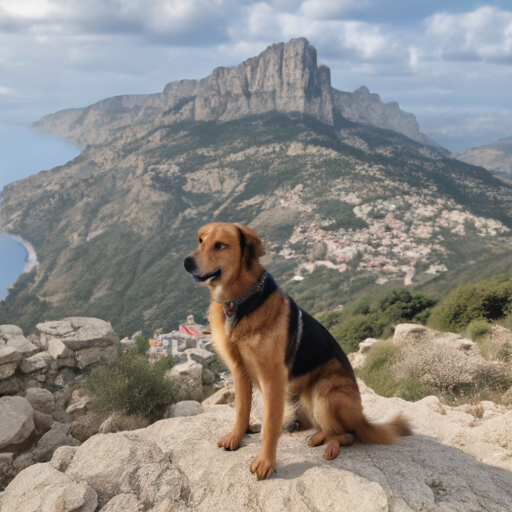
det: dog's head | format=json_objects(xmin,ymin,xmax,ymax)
[{"xmin": 184, "ymin": 222, "xmax": 265, "ymax": 288}]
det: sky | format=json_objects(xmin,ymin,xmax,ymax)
[{"xmin": 0, "ymin": 0, "xmax": 512, "ymax": 153}]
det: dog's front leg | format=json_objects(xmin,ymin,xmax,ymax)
[
  {"xmin": 217, "ymin": 363, "xmax": 252, "ymax": 451},
  {"xmin": 250, "ymin": 371, "xmax": 285, "ymax": 480}
]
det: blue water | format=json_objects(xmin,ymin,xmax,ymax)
[{"xmin": 0, "ymin": 122, "xmax": 81, "ymax": 299}]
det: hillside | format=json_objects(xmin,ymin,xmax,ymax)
[
  {"xmin": 456, "ymin": 136, "xmax": 512, "ymax": 180},
  {"xmin": 2, "ymin": 38, "xmax": 512, "ymax": 336}
]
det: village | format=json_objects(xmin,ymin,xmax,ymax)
[{"xmin": 280, "ymin": 192, "xmax": 510, "ymax": 285}]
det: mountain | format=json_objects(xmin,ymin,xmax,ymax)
[
  {"xmin": 2, "ymin": 38, "xmax": 512, "ymax": 336},
  {"xmin": 456, "ymin": 136, "xmax": 512, "ymax": 180},
  {"xmin": 34, "ymin": 38, "xmax": 440, "ymax": 151}
]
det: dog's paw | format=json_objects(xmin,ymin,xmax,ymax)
[
  {"xmin": 217, "ymin": 431, "xmax": 242, "ymax": 451},
  {"xmin": 324, "ymin": 440, "xmax": 340, "ymax": 460},
  {"xmin": 250, "ymin": 454, "xmax": 276, "ymax": 480}
]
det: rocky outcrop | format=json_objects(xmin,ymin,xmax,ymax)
[
  {"xmin": 33, "ymin": 38, "xmax": 438, "ymax": 151},
  {"xmin": 3, "ymin": 382, "xmax": 512, "ymax": 511},
  {"xmin": 332, "ymin": 86, "xmax": 443, "ymax": 149}
]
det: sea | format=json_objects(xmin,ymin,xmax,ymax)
[{"xmin": 0, "ymin": 122, "xmax": 80, "ymax": 299}]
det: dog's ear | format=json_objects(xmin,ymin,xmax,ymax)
[{"xmin": 235, "ymin": 224, "xmax": 265, "ymax": 266}]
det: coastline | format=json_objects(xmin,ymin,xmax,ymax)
[{"xmin": 7, "ymin": 234, "xmax": 38, "ymax": 273}]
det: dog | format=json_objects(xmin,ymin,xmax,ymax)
[{"xmin": 184, "ymin": 222, "xmax": 411, "ymax": 480}]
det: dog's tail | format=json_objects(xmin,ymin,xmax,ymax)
[{"xmin": 353, "ymin": 412, "xmax": 412, "ymax": 445}]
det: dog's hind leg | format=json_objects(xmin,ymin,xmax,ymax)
[{"xmin": 310, "ymin": 374, "xmax": 361, "ymax": 460}]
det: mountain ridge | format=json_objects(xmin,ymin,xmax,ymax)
[{"xmin": 33, "ymin": 38, "xmax": 442, "ymax": 151}]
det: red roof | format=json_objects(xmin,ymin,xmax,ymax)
[{"xmin": 179, "ymin": 324, "xmax": 202, "ymax": 338}]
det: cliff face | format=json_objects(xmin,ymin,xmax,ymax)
[
  {"xmin": 34, "ymin": 38, "xmax": 436, "ymax": 150},
  {"xmin": 332, "ymin": 86, "xmax": 443, "ymax": 150},
  {"xmin": 456, "ymin": 136, "xmax": 512, "ymax": 180}
]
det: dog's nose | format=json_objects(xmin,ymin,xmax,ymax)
[{"xmin": 184, "ymin": 257, "xmax": 196, "ymax": 273}]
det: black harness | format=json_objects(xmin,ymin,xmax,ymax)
[{"xmin": 223, "ymin": 272, "xmax": 355, "ymax": 379}]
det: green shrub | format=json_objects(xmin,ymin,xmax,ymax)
[
  {"xmin": 329, "ymin": 288, "xmax": 436, "ymax": 353},
  {"xmin": 356, "ymin": 340, "xmax": 432, "ymax": 402},
  {"xmin": 466, "ymin": 319, "xmax": 492, "ymax": 343},
  {"xmin": 134, "ymin": 334, "xmax": 150, "ymax": 355},
  {"xmin": 85, "ymin": 353, "xmax": 180, "ymax": 420},
  {"xmin": 428, "ymin": 280, "xmax": 512, "ymax": 332},
  {"xmin": 333, "ymin": 315, "xmax": 375, "ymax": 353}
]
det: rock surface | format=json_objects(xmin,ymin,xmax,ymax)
[
  {"xmin": 165, "ymin": 400, "xmax": 204, "ymax": 418},
  {"xmin": 0, "ymin": 396, "xmax": 35, "ymax": 450},
  {"xmin": 5, "ymin": 382, "xmax": 512, "ymax": 511},
  {"xmin": 0, "ymin": 463, "xmax": 97, "ymax": 512},
  {"xmin": 24, "ymin": 387, "xmax": 55, "ymax": 415},
  {"xmin": 168, "ymin": 360, "xmax": 203, "ymax": 400},
  {"xmin": 37, "ymin": 317, "xmax": 119, "ymax": 351},
  {"xmin": 65, "ymin": 432, "xmax": 186, "ymax": 508}
]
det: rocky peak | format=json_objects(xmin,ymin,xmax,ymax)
[{"xmin": 33, "ymin": 38, "xmax": 440, "ymax": 149}]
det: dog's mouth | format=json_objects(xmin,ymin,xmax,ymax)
[{"xmin": 192, "ymin": 268, "xmax": 221, "ymax": 285}]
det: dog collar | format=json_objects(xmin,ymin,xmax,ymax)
[{"xmin": 222, "ymin": 271, "xmax": 278, "ymax": 327}]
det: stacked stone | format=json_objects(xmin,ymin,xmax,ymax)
[{"xmin": 0, "ymin": 318, "xmax": 119, "ymax": 397}]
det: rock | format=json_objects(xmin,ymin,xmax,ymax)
[
  {"xmin": 69, "ymin": 412, "xmax": 103, "ymax": 442},
  {"xmin": 0, "ymin": 362, "xmax": 18, "ymax": 380},
  {"xmin": 54, "ymin": 367, "xmax": 77, "ymax": 388},
  {"xmin": 0, "ymin": 326, "xmax": 39, "ymax": 356},
  {"xmin": 185, "ymin": 347, "xmax": 214, "ymax": 363},
  {"xmin": 0, "ymin": 452, "xmax": 14, "ymax": 472},
  {"xmin": 97, "ymin": 413, "xmax": 149, "ymax": 435},
  {"xmin": 0, "ymin": 325, "xmax": 24, "ymax": 338},
  {"xmin": 0, "ymin": 396, "xmax": 35, "ymax": 449},
  {"xmin": 33, "ymin": 411, "xmax": 54, "ymax": 436},
  {"xmin": 202, "ymin": 386, "xmax": 235, "ymax": 406},
  {"xmin": 359, "ymin": 338, "xmax": 378, "ymax": 353},
  {"xmin": 47, "ymin": 338, "xmax": 74, "ymax": 360},
  {"xmin": 66, "ymin": 397, "xmax": 91, "ymax": 418},
  {"xmin": 50, "ymin": 445, "xmax": 78, "ymax": 472},
  {"xmin": 37, "ymin": 317, "xmax": 119, "ymax": 351},
  {"xmin": 0, "ymin": 346, "xmax": 21, "ymax": 365},
  {"xmin": 167, "ymin": 359, "xmax": 203, "ymax": 400},
  {"xmin": 76, "ymin": 344, "xmax": 118, "ymax": 369},
  {"xmin": 392, "ymin": 323, "xmax": 429, "ymax": 345},
  {"xmin": 202, "ymin": 368, "xmax": 216, "ymax": 385},
  {"xmin": 0, "ymin": 376, "xmax": 20, "ymax": 395},
  {"xmin": 31, "ymin": 422, "xmax": 80, "ymax": 464},
  {"xmin": 19, "ymin": 351, "xmax": 52, "ymax": 373},
  {"xmin": 65, "ymin": 432, "xmax": 186, "ymax": 508},
  {"xmin": 100, "ymin": 493, "xmax": 142, "ymax": 512},
  {"xmin": 24, "ymin": 387, "xmax": 56, "ymax": 415},
  {"xmin": 165, "ymin": 400, "xmax": 204, "ymax": 418},
  {"xmin": 139, "ymin": 403, "xmax": 512, "ymax": 511},
  {"xmin": 1, "ymin": 463, "xmax": 97, "ymax": 512}
]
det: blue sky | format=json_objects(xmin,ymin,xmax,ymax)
[{"xmin": 1, "ymin": 0, "xmax": 512, "ymax": 152}]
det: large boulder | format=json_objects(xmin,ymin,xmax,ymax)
[
  {"xmin": 0, "ymin": 324, "xmax": 38, "ymax": 355},
  {"xmin": 0, "ymin": 362, "xmax": 18, "ymax": 380},
  {"xmin": 24, "ymin": 387, "xmax": 56, "ymax": 415},
  {"xmin": 0, "ymin": 396, "xmax": 35, "ymax": 449},
  {"xmin": 167, "ymin": 359, "xmax": 203, "ymax": 400},
  {"xmin": 37, "ymin": 317, "xmax": 119, "ymax": 351},
  {"xmin": 0, "ymin": 463, "xmax": 97, "ymax": 512},
  {"xmin": 65, "ymin": 432, "xmax": 186, "ymax": 508},
  {"xmin": 164, "ymin": 400, "xmax": 203, "ymax": 418}
]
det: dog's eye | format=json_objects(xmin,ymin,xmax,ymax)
[
  {"xmin": 215, "ymin": 242, "xmax": 224, "ymax": 250},
  {"xmin": 199, "ymin": 238, "xmax": 202, "ymax": 244}
]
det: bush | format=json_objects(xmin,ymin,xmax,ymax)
[
  {"xmin": 466, "ymin": 319, "xmax": 492, "ymax": 343},
  {"xmin": 329, "ymin": 288, "xmax": 436, "ymax": 353},
  {"xmin": 134, "ymin": 334, "xmax": 150, "ymax": 355},
  {"xmin": 333, "ymin": 315, "xmax": 375, "ymax": 353},
  {"xmin": 355, "ymin": 340, "xmax": 432, "ymax": 401},
  {"xmin": 428, "ymin": 280, "xmax": 512, "ymax": 332},
  {"xmin": 85, "ymin": 352, "xmax": 180, "ymax": 420}
]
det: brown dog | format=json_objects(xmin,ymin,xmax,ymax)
[{"xmin": 184, "ymin": 222, "xmax": 411, "ymax": 480}]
